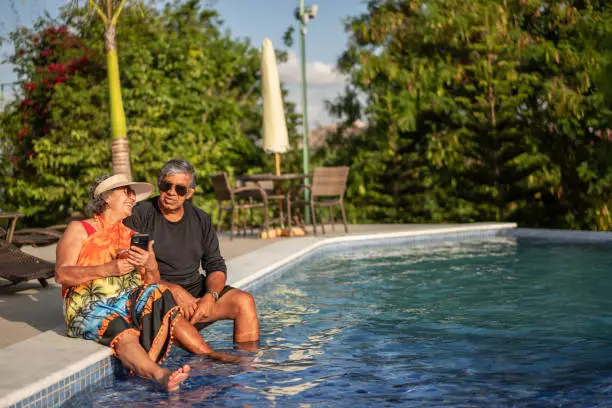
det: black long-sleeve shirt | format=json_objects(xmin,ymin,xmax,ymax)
[{"xmin": 123, "ymin": 197, "xmax": 227, "ymax": 296}]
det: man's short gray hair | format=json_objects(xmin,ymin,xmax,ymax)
[
  {"xmin": 87, "ymin": 175, "xmax": 113, "ymax": 215},
  {"xmin": 158, "ymin": 158, "xmax": 197, "ymax": 188}
]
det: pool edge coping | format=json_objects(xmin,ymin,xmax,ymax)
[{"xmin": 0, "ymin": 223, "xmax": 517, "ymax": 407}]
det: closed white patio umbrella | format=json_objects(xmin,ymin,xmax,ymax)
[{"xmin": 261, "ymin": 38, "xmax": 289, "ymax": 175}]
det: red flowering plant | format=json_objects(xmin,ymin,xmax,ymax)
[
  {"xmin": 0, "ymin": 18, "xmax": 103, "ymax": 224},
  {"xmin": 7, "ymin": 24, "xmax": 91, "ymax": 171}
]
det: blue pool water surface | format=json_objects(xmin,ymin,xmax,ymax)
[{"xmin": 64, "ymin": 237, "xmax": 612, "ymax": 407}]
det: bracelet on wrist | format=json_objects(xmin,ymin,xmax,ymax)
[{"xmin": 207, "ymin": 288, "xmax": 219, "ymax": 302}]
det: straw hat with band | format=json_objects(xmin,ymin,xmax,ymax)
[{"xmin": 93, "ymin": 174, "xmax": 153, "ymax": 202}]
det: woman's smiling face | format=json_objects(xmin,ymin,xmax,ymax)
[{"xmin": 105, "ymin": 186, "xmax": 136, "ymax": 218}]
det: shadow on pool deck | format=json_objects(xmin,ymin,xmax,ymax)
[{"xmin": 0, "ymin": 224, "xmax": 431, "ymax": 349}]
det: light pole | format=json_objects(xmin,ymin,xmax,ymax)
[{"xmin": 296, "ymin": 1, "xmax": 317, "ymax": 224}]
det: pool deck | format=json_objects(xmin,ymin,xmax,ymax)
[{"xmin": 0, "ymin": 223, "xmax": 516, "ymax": 407}]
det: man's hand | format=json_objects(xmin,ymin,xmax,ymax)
[
  {"xmin": 190, "ymin": 293, "xmax": 215, "ymax": 324},
  {"xmin": 181, "ymin": 300, "xmax": 199, "ymax": 321}
]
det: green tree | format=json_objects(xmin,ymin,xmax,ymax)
[
  {"xmin": 327, "ymin": 0, "xmax": 612, "ymax": 229},
  {"xmin": 0, "ymin": 0, "xmax": 300, "ymax": 225},
  {"xmin": 510, "ymin": 0, "xmax": 612, "ymax": 229}
]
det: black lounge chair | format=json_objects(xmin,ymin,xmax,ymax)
[
  {"xmin": 0, "ymin": 240, "xmax": 55, "ymax": 287},
  {"xmin": 11, "ymin": 227, "xmax": 64, "ymax": 247}
]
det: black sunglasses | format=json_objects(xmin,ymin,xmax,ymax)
[
  {"xmin": 158, "ymin": 180, "xmax": 189, "ymax": 196},
  {"xmin": 114, "ymin": 185, "xmax": 136, "ymax": 196}
]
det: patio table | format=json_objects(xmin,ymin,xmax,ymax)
[
  {"xmin": 0, "ymin": 212, "xmax": 24, "ymax": 244},
  {"xmin": 236, "ymin": 173, "xmax": 309, "ymax": 233}
]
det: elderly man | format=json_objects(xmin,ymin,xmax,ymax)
[{"xmin": 124, "ymin": 158, "xmax": 259, "ymax": 346}]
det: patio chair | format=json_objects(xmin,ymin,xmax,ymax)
[
  {"xmin": 210, "ymin": 173, "xmax": 270, "ymax": 239},
  {"xmin": 292, "ymin": 166, "xmax": 349, "ymax": 235},
  {"xmin": 238, "ymin": 175, "xmax": 292, "ymax": 231},
  {"xmin": 0, "ymin": 240, "xmax": 56, "ymax": 287}
]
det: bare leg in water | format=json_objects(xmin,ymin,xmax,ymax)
[
  {"xmin": 164, "ymin": 282, "xmax": 260, "ymax": 352},
  {"xmin": 113, "ymin": 330, "xmax": 191, "ymax": 391},
  {"xmin": 114, "ymin": 316, "xmax": 239, "ymax": 391},
  {"xmin": 172, "ymin": 315, "xmax": 241, "ymax": 363}
]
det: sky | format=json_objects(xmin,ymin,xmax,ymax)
[{"xmin": 0, "ymin": 0, "xmax": 368, "ymax": 128}]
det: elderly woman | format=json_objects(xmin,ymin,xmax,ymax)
[{"xmin": 56, "ymin": 174, "xmax": 237, "ymax": 391}]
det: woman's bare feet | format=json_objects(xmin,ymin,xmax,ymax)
[{"xmin": 156, "ymin": 364, "xmax": 191, "ymax": 391}]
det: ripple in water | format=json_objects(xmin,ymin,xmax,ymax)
[{"xmin": 63, "ymin": 238, "xmax": 612, "ymax": 407}]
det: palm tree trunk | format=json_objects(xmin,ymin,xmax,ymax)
[{"xmin": 104, "ymin": 24, "xmax": 131, "ymax": 180}]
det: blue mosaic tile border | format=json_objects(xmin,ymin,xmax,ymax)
[
  {"xmin": 7, "ymin": 226, "xmax": 511, "ymax": 408},
  {"xmin": 8, "ymin": 357, "xmax": 123, "ymax": 408},
  {"xmin": 501, "ymin": 227, "xmax": 612, "ymax": 242}
]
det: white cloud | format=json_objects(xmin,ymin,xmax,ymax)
[
  {"xmin": 277, "ymin": 53, "xmax": 349, "ymax": 128},
  {"xmin": 278, "ymin": 52, "xmax": 347, "ymax": 85},
  {"xmin": 284, "ymin": 83, "xmax": 346, "ymax": 129}
]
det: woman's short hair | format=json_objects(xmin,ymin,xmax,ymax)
[
  {"xmin": 87, "ymin": 175, "xmax": 113, "ymax": 215},
  {"xmin": 158, "ymin": 158, "xmax": 197, "ymax": 188}
]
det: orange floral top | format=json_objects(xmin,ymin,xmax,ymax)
[{"xmin": 63, "ymin": 217, "xmax": 142, "ymax": 335}]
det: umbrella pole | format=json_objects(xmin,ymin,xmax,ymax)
[{"xmin": 275, "ymin": 153, "xmax": 281, "ymax": 176}]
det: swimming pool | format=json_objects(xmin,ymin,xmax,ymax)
[{"xmin": 63, "ymin": 237, "xmax": 612, "ymax": 406}]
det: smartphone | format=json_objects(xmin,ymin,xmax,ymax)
[{"xmin": 131, "ymin": 233, "xmax": 150, "ymax": 251}]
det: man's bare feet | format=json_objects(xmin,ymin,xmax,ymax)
[
  {"xmin": 157, "ymin": 364, "xmax": 191, "ymax": 391},
  {"xmin": 205, "ymin": 351, "xmax": 242, "ymax": 364}
]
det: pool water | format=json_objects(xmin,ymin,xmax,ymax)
[{"xmin": 64, "ymin": 237, "xmax": 612, "ymax": 407}]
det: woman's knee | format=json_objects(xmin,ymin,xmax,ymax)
[{"xmin": 113, "ymin": 330, "xmax": 140, "ymax": 355}]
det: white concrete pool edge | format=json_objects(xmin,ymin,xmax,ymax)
[{"xmin": 0, "ymin": 223, "xmax": 516, "ymax": 408}]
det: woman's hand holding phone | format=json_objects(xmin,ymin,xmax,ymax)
[
  {"xmin": 126, "ymin": 240, "xmax": 156, "ymax": 270},
  {"xmin": 126, "ymin": 235, "xmax": 159, "ymax": 283}
]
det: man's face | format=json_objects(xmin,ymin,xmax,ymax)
[{"xmin": 158, "ymin": 172, "xmax": 194, "ymax": 212}]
